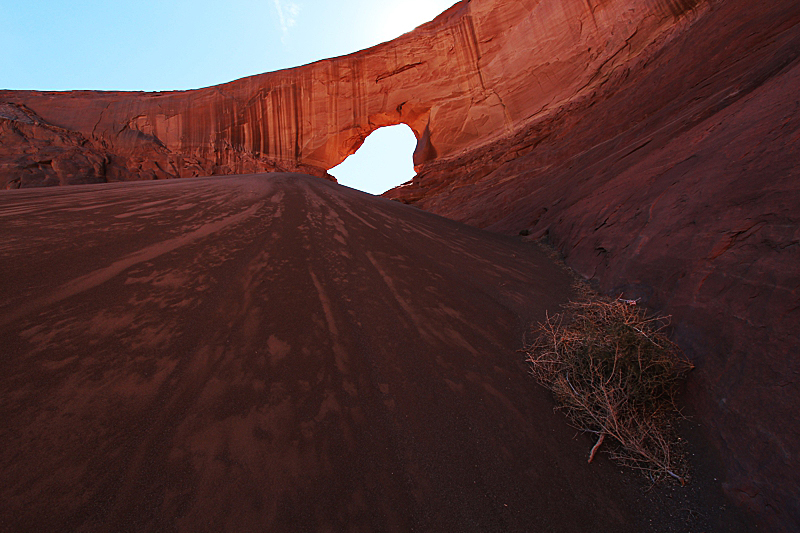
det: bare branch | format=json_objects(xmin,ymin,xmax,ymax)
[{"xmin": 523, "ymin": 284, "xmax": 692, "ymax": 483}]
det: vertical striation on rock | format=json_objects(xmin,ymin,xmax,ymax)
[{"xmin": 1, "ymin": 0, "xmax": 699, "ymax": 189}]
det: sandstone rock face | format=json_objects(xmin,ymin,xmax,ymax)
[
  {"xmin": 1, "ymin": 0, "xmax": 700, "ymax": 189},
  {"xmin": 0, "ymin": 99, "xmax": 331, "ymax": 189},
  {"xmin": 2, "ymin": 0, "xmax": 798, "ymax": 530},
  {"xmin": 0, "ymin": 103, "xmax": 112, "ymax": 187},
  {"xmin": 385, "ymin": 0, "xmax": 800, "ymax": 530}
]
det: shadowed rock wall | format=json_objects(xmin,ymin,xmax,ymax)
[{"xmin": 386, "ymin": 0, "xmax": 800, "ymax": 530}]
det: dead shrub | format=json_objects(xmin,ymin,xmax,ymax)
[{"xmin": 525, "ymin": 288, "xmax": 694, "ymax": 484}]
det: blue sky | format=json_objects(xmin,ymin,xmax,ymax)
[{"xmin": 1, "ymin": 0, "xmax": 457, "ymax": 193}]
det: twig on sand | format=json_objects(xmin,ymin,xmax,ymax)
[{"xmin": 588, "ymin": 433, "xmax": 605, "ymax": 463}]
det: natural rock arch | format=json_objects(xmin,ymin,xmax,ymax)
[
  {"xmin": 323, "ymin": 103, "xmax": 436, "ymax": 173},
  {"xmin": 0, "ymin": 0, "xmax": 698, "ymax": 188}
]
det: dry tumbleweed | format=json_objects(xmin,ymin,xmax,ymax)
[{"xmin": 525, "ymin": 290, "xmax": 694, "ymax": 484}]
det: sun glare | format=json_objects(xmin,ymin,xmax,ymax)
[{"xmin": 372, "ymin": 1, "xmax": 454, "ymax": 43}]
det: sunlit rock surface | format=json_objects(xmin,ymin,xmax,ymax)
[{"xmin": 1, "ymin": 0, "xmax": 701, "ymax": 189}]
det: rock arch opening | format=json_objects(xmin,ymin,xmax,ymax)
[{"xmin": 328, "ymin": 124, "xmax": 417, "ymax": 195}]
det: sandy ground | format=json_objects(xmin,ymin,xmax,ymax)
[{"xmin": 0, "ymin": 174, "xmax": 751, "ymax": 532}]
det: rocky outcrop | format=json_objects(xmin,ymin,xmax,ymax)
[
  {"xmin": 1, "ymin": 0, "xmax": 701, "ymax": 189},
  {"xmin": 0, "ymin": 103, "xmax": 111, "ymax": 187},
  {"xmin": 0, "ymin": 99, "xmax": 331, "ymax": 189}
]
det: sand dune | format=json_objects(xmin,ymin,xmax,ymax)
[{"xmin": 0, "ymin": 174, "xmax": 747, "ymax": 531}]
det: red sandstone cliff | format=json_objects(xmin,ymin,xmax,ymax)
[
  {"xmin": 2, "ymin": 0, "xmax": 799, "ymax": 530},
  {"xmin": 2, "ymin": 0, "xmax": 701, "ymax": 189}
]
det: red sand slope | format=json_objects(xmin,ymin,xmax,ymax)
[{"xmin": 0, "ymin": 174, "xmax": 749, "ymax": 531}]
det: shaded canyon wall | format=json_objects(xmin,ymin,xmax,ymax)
[{"xmin": 385, "ymin": 0, "xmax": 800, "ymax": 530}]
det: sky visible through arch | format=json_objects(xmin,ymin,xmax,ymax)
[
  {"xmin": 1, "ymin": 0, "xmax": 458, "ymax": 193},
  {"xmin": 328, "ymin": 125, "xmax": 418, "ymax": 195}
]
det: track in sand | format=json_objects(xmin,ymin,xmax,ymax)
[{"xmin": 0, "ymin": 174, "xmax": 748, "ymax": 531}]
